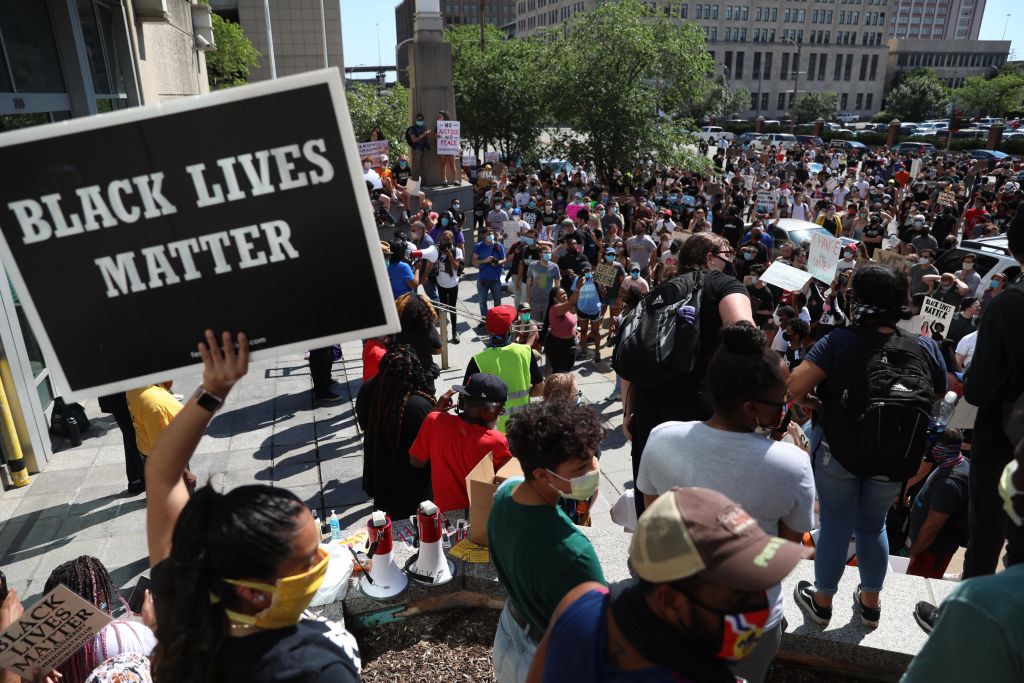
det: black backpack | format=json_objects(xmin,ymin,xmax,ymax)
[
  {"xmin": 820, "ymin": 328, "xmax": 933, "ymax": 482},
  {"xmin": 611, "ymin": 271, "xmax": 703, "ymax": 391},
  {"xmin": 49, "ymin": 397, "xmax": 92, "ymax": 437}
]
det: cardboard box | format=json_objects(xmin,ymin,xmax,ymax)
[{"xmin": 465, "ymin": 455, "xmax": 523, "ymax": 547}]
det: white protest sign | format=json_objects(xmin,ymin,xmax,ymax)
[
  {"xmin": 808, "ymin": 233, "xmax": 843, "ymax": 284},
  {"xmin": 743, "ymin": 175, "xmax": 755, "ymax": 192},
  {"xmin": 357, "ymin": 139, "xmax": 389, "ymax": 163},
  {"xmin": 461, "ymin": 154, "xmax": 476, "ymax": 167},
  {"xmin": 897, "ymin": 314, "xmax": 925, "ymax": 335},
  {"xmin": 756, "ymin": 190, "xmax": 778, "ymax": 212},
  {"xmin": 436, "ymin": 120, "xmax": 461, "ymax": 156},
  {"xmin": 937, "ymin": 191, "xmax": 958, "ymax": 208},
  {"xmin": 920, "ymin": 296, "xmax": 956, "ymax": 338},
  {"xmin": 910, "ymin": 158, "xmax": 922, "ymax": 179},
  {"xmin": 759, "ymin": 261, "xmax": 814, "ymax": 292},
  {"xmin": 484, "ymin": 151, "xmax": 499, "ymax": 164},
  {"xmin": 876, "ymin": 248, "xmax": 909, "ymax": 273},
  {"xmin": 949, "ymin": 399, "xmax": 978, "ymax": 430},
  {"xmin": 405, "ymin": 177, "xmax": 421, "ymax": 196},
  {"xmin": 0, "ymin": 585, "xmax": 112, "ymax": 679},
  {"xmin": 502, "ymin": 220, "xmax": 520, "ymax": 238}
]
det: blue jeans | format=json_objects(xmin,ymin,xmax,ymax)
[
  {"xmin": 811, "ymin": 427, "xmax": 901, "ymax": 596},
  {"xmin": 477, "ymin": 278, "xmax": 503, "ymax": 318},
  {"xmin": 492, "ymin": 603, "xmax": 537, "ymax": 683}
]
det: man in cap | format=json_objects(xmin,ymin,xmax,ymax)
[
  {"xmin": 409, "ymin": 373, "xmax": 512, "ymax": 513},
  {"xmin": 465, "ymin": 305, "xmax": 543, "ymax": 432},
  {"xmin": 526, "ymin": 488, "xmax": 808, "ymax": 682}
]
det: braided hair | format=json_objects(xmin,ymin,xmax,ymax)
[
  {"xmin": 364, "ymin": 344, "xmax": 435, "ymax": 457},
  {"xmin": 43, "ymin": 556, "xmax": 126, "ymax": 683}
]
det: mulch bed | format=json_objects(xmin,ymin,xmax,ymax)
[{"xmin": 355, "ymin": 608, "xmax": 874, "ymax": 682}]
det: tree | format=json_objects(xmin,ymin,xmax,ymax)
[
  {"xmin": 722, "ymin": 84, "xmax": 752, "ymax": 119},
  {"xmin": 793, "ymin": 91, "xmax": 839, "ymax": 123},
  {"xmin": 448, "ymin": 25, "xmax": 554, "ymax": 161},
  {"xmin": 954, "ymin": 73, "xmax": 1024, "ymax": 118},
  {"xmin": 206, "ymin": 14, "xmax": 261, "ymax": 89},
  {"xmin": 680, "ymin": 80, "xmax": 750, "ymax": 121},
  {"xmin": 880, "ymin": 70, "xmax": 950, "ymax": 122},
  {"xmin": 345, "ymin": 82, "xmax": 410, "ymax": 157},
  {"xmin": 547, "ymin": 0, "xmax": 713, "ymax": 184}
]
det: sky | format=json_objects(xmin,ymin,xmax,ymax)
[{"xmin": 340, "ymin": 0, "xmax": 1024, "ymax": 79}]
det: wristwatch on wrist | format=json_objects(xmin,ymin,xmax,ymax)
[{"xmin": 192, "ymin": 385, "xmax": 225, "ymax": 413}]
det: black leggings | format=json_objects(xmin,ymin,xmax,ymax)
[
  {"xmin": 545, "ymin": 335, "xmax": 575, "ymax": 373},
  {"xmin": 438, "ymin": 283, "xmax": 459, "ymax": 330}
]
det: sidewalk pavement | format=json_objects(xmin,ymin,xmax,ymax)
[{"xmin": 0, "ymin": 276, "xmax": 629, "ymax": 607}]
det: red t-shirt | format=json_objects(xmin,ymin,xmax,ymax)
[
  {"xmin": 362, "ymin": 340, "xmax": 388, "ymax": 382},
  {"xmin": 409, "ymin": 411, "xmax": 512, "ymax": 512},
  {"xmin": 895, "ymin": 170, "xmax": 910, "ymax": 188}
]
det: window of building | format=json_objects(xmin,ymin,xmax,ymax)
[
  {"xmin": 761, "ymin": 92, "xmax": 769, "ymax": 110},
  {"xmin": 753, "ymin": 51, "xmax": 761, "ymax": 77},
  {"xmin": 778, "ymin": 92, "xmax": 786, "ymax": 110},
  {"xmin": 0, "ymin": 2, "xmax": 68, "ymax": 94},
  {"xmin": 844, "ymin": 52, "xmax": 853, "ymax": 79},
  {"xmin": 855, "ymin": 93, "xmax": 863, "ymax": 109},
  {"xmin": 859, "ymin": 54, "xmax": 868, "ymax": 79},
  {"xmin": 807, "ymin": 53, "xmax": 816, "ymax": 81},
  {"xmin": 735, "ymin": 52, "xmax": 744, "ymax": 78},
  {"xmin": 781, "ymin": 52, "xmax": 790, "ymax": 80},
  {"xmin": 792, "ymin": 53, "xmax": 799, "ymax": 80},
  {"xmin": 869, "ymin": 54, "xmax": 878, "ymax": 79},
  {"xmin": 834, "ymin": 53, "xmax": 843, "ymax": 80},
  {"xmin": 751, "ymin": 92, "xmax": 759, "ymax": 110},
  {"xmin": 696, "ymin": 3, "xmax": 702, "ymax": 19},
  {"xmin": 764, "ymin": 52, "xmax": 772, "ymax": 79},
  {"xmin": 841, "ymin": 93, "xmax": 848, "ymax": 109},
  {"xmin": 866, "ymin": 93, "xmax": 873, "ymax": 110},
  {"xmin": 725, "ymin": 50, "xmax": 733, "ymax": 74},
  {"xmin": 819, "ymin": 53, "xmax": 827, "ymax": 80}
]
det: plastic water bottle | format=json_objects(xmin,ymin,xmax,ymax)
[
  {"xmin": 312, "ymin": 509, "xmax": 322, "ymax": 537},
  {"xmin": 329, "ymin": 510, "xmax": 341, "ymax": 542},
  {"xmin": 930, "ymin": 391, "xmax": 959, "ymax": 432}
]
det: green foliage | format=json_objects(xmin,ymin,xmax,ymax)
[
  {"xmin": 544, "ymin": 0, "xmax": 713, "ymax": 183},
  {"xmin": 954, "ymin": 73, "xmax": 1024, "ymax": 118},
  {"xmin": 681, "ymin": 80, "xmax": 750, "ymax": 121},
  {"xmin": 448, "ymin": 25, "xmax": 553, "ymax": 161},
  {"xmin": 345, "ymin": 82, "xmax": 410, "ymax": 157},
  {"xmin": 793, "ymin": 91, "xmax": 839, "ymax": 124},
  {"xmin": 205, "ymin": 14, "xmax": 261, "ymax": 90},
  {"xmin": 880, "ymin": 70, "xmax": 950, "ymax": 122}
]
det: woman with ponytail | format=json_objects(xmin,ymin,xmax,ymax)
[
  {"xmin": 635, "ymin": 321, "xmax": 815, "ymax": 683},
  {"xmin": 146, "ymin": 330, "xmax": 360, "ymax": 683}
]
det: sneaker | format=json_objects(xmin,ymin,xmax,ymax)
[
  {"xmin": 126, "ymin": 479, "xmax": 146, "ymax": 496},
  {"xmin": 942, "ymin": 572, "xmax": 961, "ymax": 582},
  {"xmin": 914, "ymin": 601, "xmax": 939, "ymax": 634},
  {"xmin": 451, "ymin": 332, "xmax": 461, "ymax": 344},
  {"xmin": 794, "ymin": 581, "xmax": 832, "ymax": 626},
  {"xmin": 315, "ymin": 390, "xmax": 343, "ymax": 402},
  {"xmin": 854, "ymin": 586, "xmax": 881, "ymax": 628}
]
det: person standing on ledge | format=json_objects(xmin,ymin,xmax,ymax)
[{"xmin": 405, "ymin": 112, "xmax": 433, "ymax": 180}]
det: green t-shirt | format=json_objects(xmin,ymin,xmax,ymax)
[{"xmin": 487, "ymin": 478, "xmax": 607, "ymax": 635}]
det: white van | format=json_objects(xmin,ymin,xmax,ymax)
[
  {"xmin": 762, "ymin": 133, "xmax": 798, "ymax": 149},
  {"xmin": 694, "ymin": 126, "xmax": 737, "ymax": 142}
]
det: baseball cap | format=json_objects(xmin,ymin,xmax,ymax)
[
  {"xmin": 485, "ymin": 304, "xmax": 517, "ymax": 336},
  {"xmin": 512, "ymin": 208, "xmax": 522, "ymax": 215},
  {"xmin": 380, "ymin": 154, "xmax": 389, "ymax": 163},
  {"xmin": 453, "ymin": 373, "xmax": 508, "ymax": 404},
  {"xmin": 629, "ymin": 488, "xmax": 808, "ymax": 592},
  {"xmin": 605, "ymin": 246, "xmax": 616, "ymax": 254}
]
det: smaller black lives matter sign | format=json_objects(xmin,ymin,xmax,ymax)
[
  {"xmin": 0, "ymin": 585, "xmax": 112, "ymax": 679},
  {"xmin": 0, "ymin": 69, "xmax": 399, "ymax": 400}
]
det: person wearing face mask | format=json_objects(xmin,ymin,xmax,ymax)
[
  {"xmin": 489, "ymin": 401, "xmax": 608, "ymax": 683},
  {"xmin": 434, "ymin": 229, "xmax": 465, "ymax": 343},
  {"xmin": 746, "ymin": 264, "xmax": 774, "ymax": 329},
  {"xmin": 410, "ymin": 374, "xmax": 513, "ymax": 512},
  {"xmin": 404, "ymin": 112, "xmax": 433, "ymax": 178},
  {"xmin": 860, "ymin": 213, "xmax": 885, "ymax": 258},
  {"xmin": 908, "ymin": 249, "xmax": 938, "ymax": 309},
  {"xmin": 636, "ymin": 322, "xmax": 815, "ymax": 683},
  {"xmin": 430, "ymin": 210, "xmax": 465, "ymax": 247},
  {"xmin": 837, "ymin": 248, "xmax": 857, "ymax": 272},
  {"xmin": 473, "ymin": 228, "xmax": 507, "ymax": 322},
  {"xmin": 487, "ymin": 198, "xmax": 510, "ymax": 235},
  {"xmin": 815, "ymin": 204, "xmax": 842, "ymax": 238},
  {"xmin": 526, "ymin": 245, "xmax": 561, "ymax": 324},
  {"xmin": 980, "ymin": 271, "xmax": 1008, "ymax": 314},
  {"xmin": 526, "ymin": 487, "xmax": 809, "ymax": 683},
  {"xmin": 448, "ymin": 198, "xmax": 466, "ymax": 232},
  {"xmin": 789, "ymin": 266, "xmax": 947, "ymax": 630},
  {"xmin": 901, "ymin": 440, "xmax": 1024, "ymax": 682},
  {"xmin": 601, "ymin": 200, "xmax": 624, "ymax": 234},
  {"xmin": 565, "ymin": 192, "xmax": 588, "ymax": 222},
  {"xmin": 909, "ymin": 215, "xmax": 939, "ymax": 256},
  {"xmin": 148, "ymin": 331, "xmax": 362, "ymax": 683},
  {"xmin": 955, "ymin": 254, "xmax": 981, "ymax": 296},
  {"xmin": 922, "ymin": 272, "xmax": 969, "ymax": 308}
]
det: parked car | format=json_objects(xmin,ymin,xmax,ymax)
[
  {"xmin": 870, "ymin": 123, "xmax": 891, "ymax": 133},
  {"xmin": 836, "ymin": 112, "xmax": 859, "ymax": 123},
  {"xmin": 694, "ymin": 125, "xmax": 737, "ymax": 142},
  {"xmin": 975, "ymin": 117, "xmax": 1004, "ymax": 129},
  {"xmin": 934, "ymin": 236, "xmax": 1020, "ymax": 298},
  {"xmin": 966, "ymin": 149, "xmax": 1010, "ymax": 160},
  {"xmin": 762, "ymin": 132, "xmax": 798, "ymax": 149},
  {"xmin": 890, "ymin": 142, "xmax": 937, "ymax": 155},
  {"xmin": 915, "ymin": 122, "xmax": 947, "ymax": 134},
  {"xmin": 759, "ymin": 219, "xmax": 860, "ymax": 259},
  {"xmin": 795, "ymin": 134, "xmax": 824, "ymax": 147},
  {"xmin": 829, "ymin": 139, "xmax": 868, "ymax": 152},
  {"xmin": 761, "ymin": 119, "xmax": 782, "ymax": 126},
  {"xmin": 739, "ymin": 132, "xmax": 769, "ymax": 145},
  {"xmin": 937, "ymin": 128, "xmax": 988, "ymax": 141}
]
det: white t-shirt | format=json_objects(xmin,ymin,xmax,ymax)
[
  {"xmin": 832, "ymin": 186, "xmax": 850, "ymax": 207},
  {"xmin": 637, "ymin": 421, "xmax": 816, "ymax": 629},
  {"xmin": 435, "ymin": 247, "xmax": 464, "ymax": 289},
  {"xmin": 363, "ymin": 168, "xmax": 383, "ymax": 191},
  {"xmin": 791, "ymin": 202, "xmax": 810, "ymax": 221},
  {"xmin": 955, "ymin": 331, "xmax": 978, "ymax": 369}
]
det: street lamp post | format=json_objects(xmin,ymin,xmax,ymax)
[{"xmin": 785, "ymin": 38, "xmax": 801, "ymax": 134}]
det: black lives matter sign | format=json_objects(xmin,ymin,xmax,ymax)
[{"xmin": 0, "ymin": 70, "xmax": 398, "ymax": 399}]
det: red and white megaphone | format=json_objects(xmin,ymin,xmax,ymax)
[
  {"xmin": 359, "ymin": 511, "xmax": 408, "ymax": 599},
  {"xmin": 405, "ymin": 500, "xmax": 455, "ymax": 585}
]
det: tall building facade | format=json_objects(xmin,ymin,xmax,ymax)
[
  {"xmin": 396, "ymin": 0, "xmax": 517, "ymax": 86},
  {"xmin": 209, "ymin": 0, "xmax": 345, "ymax": 81},
  {"xmin": 514, "ymin": 0, "xmax": 1004, "ymax": 118}
]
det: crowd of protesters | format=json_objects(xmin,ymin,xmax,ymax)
[{"xmin": 4, "ymin": 131, "xmax": 1024, "ymax": 683}]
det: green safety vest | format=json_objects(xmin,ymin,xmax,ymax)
[{"xmin": 472, "ymin": 343, "xmax": 533, "ymax": 433}]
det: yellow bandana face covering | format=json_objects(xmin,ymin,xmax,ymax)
[{"xmin": 219, "ymin": 546, "xmax": 329, "ymax": 629}]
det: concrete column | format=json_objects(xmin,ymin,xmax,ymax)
[
  {"xmin": 887, "ymin": 119, "xmax": 900, "ymax": 148},
  {"xmin": 47, "ymin": 0, "xmax": 98, "ymax": 117},
  {"xmin": 814, "ymin": 117, "xmax": 824, "ymax": 137},
  {"xmin": 987, "ymin": 123, "xmax": 1004, "ymax": 150},
  {"xmin": 408, "ymin": 7, "xmax": 458, "ymax": 188},
  {"xmin": 755, "ymin": 116, "xmax": 764, "ymax": 133}
]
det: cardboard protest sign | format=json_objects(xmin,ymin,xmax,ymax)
[
  {"xmin": 484, "ymin": 151, "xmax": 499, "ymax": 164},
  {"xmin": 0, "ymin": 585, "xmax": 112, "ymax": 679},
  {"xmin": 910, "ymin": 158, "xmax": 922, "ymax": 179},
  {"xmin": 808, "ymin": 233, "xmax": 843, "ymax": 284},
  {"xmin": 356, "ymin": 140, "xmax": 389, "ymax": 163},
  {"xmin": 876, "ymin": 249, "xmax": 909, "ymax": 273},
  {"xmin": 461, "ymin": 154, "xmax": 476, "ymax": 167},
  {"xmin": 759, "ymin": 261, "xmax": 813, "ymax": 292},
  {"xmin": 405, "ymin": 177, "xmax": 421, "ymax": 197},
  {"xmin": 435, "ymin": 120, "xmax": 461, "ymax": 156},
  {"xmin": 920, "ymin": 296, "xmax": 956, "ymax": 338},
  {"xmin": 949, "ymin": 399, "xmax": 978, "ymax": 430},
  {"xmin": 937, "ymin": 191, "xmax": 958, "ymax": 208},
  {"xmin": 755, "ymin": 190, "xmax": 778, "ymax": 212},
  {"xmin": 593, "ymin": 263, "xmax": 617, "ymax": 287},
  {"xmin": 897, "ymin": 314, "xmax": 925, "ymax": 335},
  {"xmin": 0, "ymin": 70, "xmax": 399, "ymax": 400}
]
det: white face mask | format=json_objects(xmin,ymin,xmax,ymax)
[
  {"xmin": 962, "ymin": 262, "xmax": 974, "ymax": 271},
  {"xmin": 919, "ymin": 258, "xmax": 930, "ymax": 265},
  {"xmin": 546, "ymin": 466, "xmax": 601, "ymax": 501}
]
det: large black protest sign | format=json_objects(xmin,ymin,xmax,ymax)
[{"xmin": 0, "ymin": 70, "xmax": 398, "ymax": 399}]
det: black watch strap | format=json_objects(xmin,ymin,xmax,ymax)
[{"xmin": 192, "ymin": 385, "xmax": 224, "ymax": 412}]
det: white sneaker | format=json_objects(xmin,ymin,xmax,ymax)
[{"xmin": 942, "ymin": 572, "xmax": 962, "ymax": 582}]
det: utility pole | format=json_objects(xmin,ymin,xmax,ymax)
[
  {"xmin": 786, "ymin": 38, "xmax": 801, "ymax": 133},
  {"xmin": 262, "ymin": 0, "xmax": 277, "ymax": 79}
]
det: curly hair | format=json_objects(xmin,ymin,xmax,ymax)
[
  {"xmin": 396, "ymin": 292, "xmax": 437, "ymax": 333},
  {"xmin": 364, "ymin": 344, "xmax": 436, "ymax": 456},
  {"xmin": 506, "ymin": 402, "xmax": 605, "ymax": 480}
]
